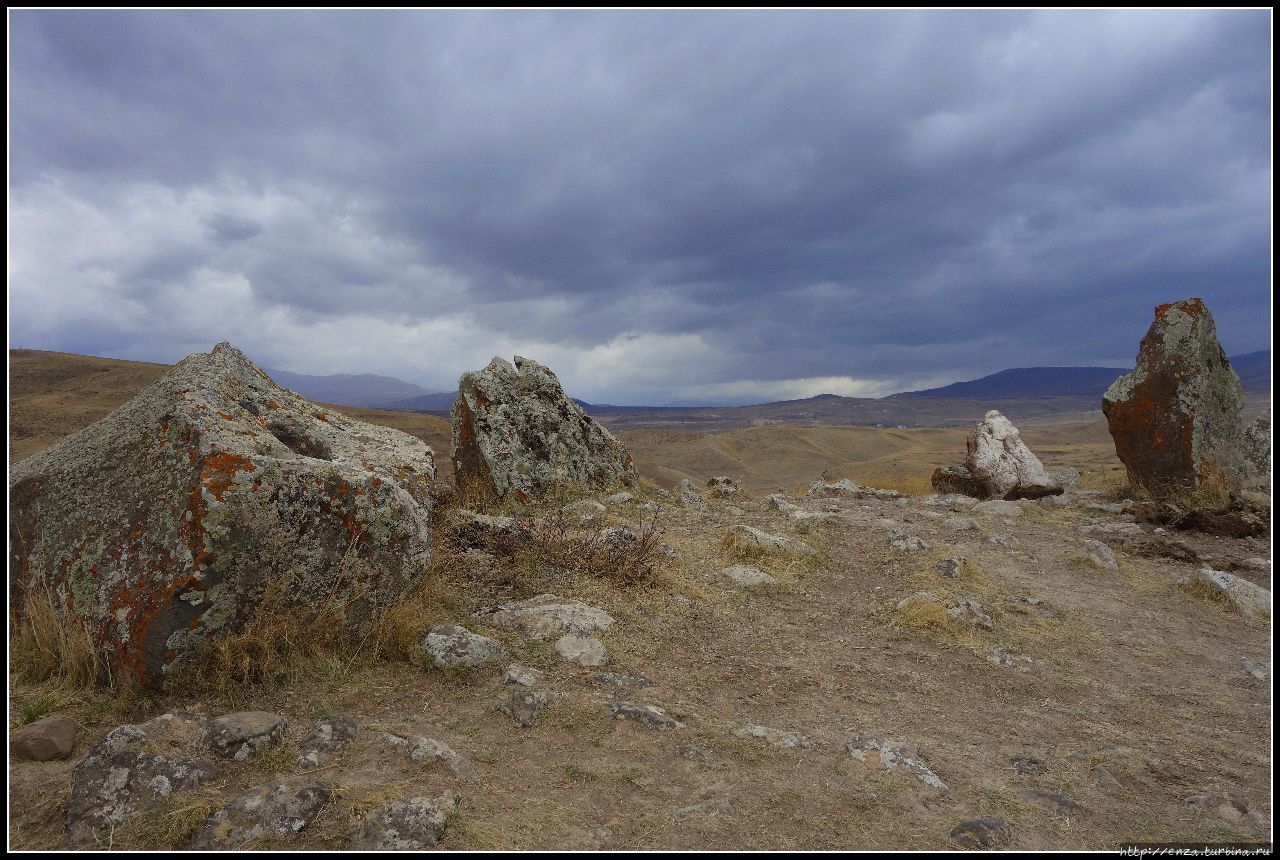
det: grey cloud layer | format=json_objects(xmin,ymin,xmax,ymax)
[{"xmin": 9, "ymin": 10, "xmax": 1271, "ymax": 404}]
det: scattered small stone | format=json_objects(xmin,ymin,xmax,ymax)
[
  {"xmin": 409, "ymin": 737, "xmax": 478, "ymax": 781},
  {"xmin": 707, "ymin": 476, "xmax": 740, "ymax": 496},
  {"xmin": 733, "ymin": 723, "xmax": 811, "ymax": 749},
  {"xmin": 594, "ymin": 672, "xmax": 651, "ymax": 688},
  {"xmin": 678, "ymin": 743, "xmax": 711, "ymax": 761},
  {"xmin": 208, "ymin": 712, "xmax": 288, "ymax": 761},
  {"xmin": 677, "ymin": 479, "xmax": 708, "ymax": 511},
  {"xmin": 934, "ymin": 557, "xmax": 965, "ymax": 579},
  {"xmin": 669, "ymin": 797, "xmax": 733, "ymax": 822},
  {"xmin": 846, "ymin": 732, "xmax": 949, "ymax": 791},
  {"xmin": 191, "ymin": 781, "xmax": 331, "ymax": 848},
  {"xmin": 950, "ymin": 818, "xmax": 1012, "ymax": 849},
  {"xmin": 1240, "ymin": 659, "xmax": 1269, "ymax": 681},
  {"xmin": 1017, "ymin": 788, "xmax": 1084, "ymax": 818},
  {"xmin": 1078, "ymin": 522, "xmax": 1144, "ymax": 540},
  {"xmin": 987, "ymin": 532, "xmax": 1018, "ymax": 548},
  {"xmin": 604, "ymin": 492, "xmax": 635, "ymax": 506},
  {"xmin": 450, "ymin": 509, "xmax": 531, "ymax": 551},
  {"xmin": 1050, "ymin": 467, "xmax": 1081, "ymax": 487},
  {"xmin": 888, "ymin": 533, "xmax": 929, "ymax": 553},
  {"xmin": 420, "ymin": 625, "xmax": 506, "ymax": 669},
  {"xmin": 554, "ymin": 633, "xmax": 611, "ymax": 667},
  {"xmin": 1010, "ymin": 755, "xmax": 1047, "ymax": 776},
  {"xmin": 493, "ymin": 691, "xmax": 557, "ymax": 728},
  {"xmin": 986, "ymin": 645, "xmax": 1041, "ymax": 672},
  {"xmin": 608, "ymin": 702, "xmax": 684, "ymax": 730},
  {"xmin": 1183, "ymin": 793, "xmax": 1265, "ymax": 827},
  {"xmin": 973, "ymin": 499, "xmax": 1023, "ymax": 516},
  {"xmin": 725, "ymin": 524, "xmax": 815, "ymax": 556},
  {"xmin": 563, "ymin": 499, "xmax": 606, "ymax": 514},
  {"xmin": 296, "ymin": 715, "xmax": 357, "ymax": 769},
  {"xmin": 722, "ymin": 566, "xmax": 778, "ymax": 586},
  {"xmin": 503, "ymin": 664, "xmax": 545, "ymax": 687},
  {"xmin": 808, "ymin": 479, "xmax": 900, "ymax": 499},
  {"xmin": 10, "ymin": 714, "xmax": 76, "ymax": 761},
  {"xmin": 351, "ymin": 791, "xmax": 461, "ymax": 850},
  {"xmin": 1178, "ymin": 568, "xmax": 1272, "ymax": 620},
  {"xmin": 1004, "ymin": 596, "xmax": 1054, "ymax": 617},
  {"xmin": 1080, "ymin": 539, "xmax": 1118, "ymax": 570},
  {"xmin": 766, "ymin": 494, "xmax": 799, "ymax": 512},
  {"xmin": 947, "ymin": 596, "xmax": 994, "ymax": 630},
  {"xmin": 1092, "ymin": 765, "xmax": 1122, "ymax": 791},
  {"xmin": 943, "ymin": 516, "xmax": 979, "ymax": 532}
]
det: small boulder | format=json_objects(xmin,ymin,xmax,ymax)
[
  {"xmin": 554, "ymin": 633, "xmax": 610, "ymax": 667},
  {"xmin": 351, "ymin": 791, "xmax": 461, "ymax": 850},
  {"xmin": 722, "ymin": 566, "xmax": 778, "ymax": 586},
  {"xmin": 1080, "ymin": 539, "xmax": 1119, "ymax": 570},
  {"xmin": 733, "ymin": 723, "xmax": 811, "ymax": 749},
  {"xmin": 208, "ymin": 712, "xmax": 288, "ymax": 761},
  {"xmin": 296, "ymin": 715, "xmax": 358, "ymax": 769},
  {"xmin": 494, "ymin": 690, "xmax": 556, "ymax": 728},
  {"xmin": 10, "ymin": 714, "xmax": 76, "ymax": 761},
  {"xmin": 725, "ymin": 525, "xmax": 815, "ymax": 557},
  {"xmin": 1178, "ymin": 569, "xmax": 1271, "ymax": 620},
  {"xmin": 965, "ymin": 410, "xmax": 1063, "ymax": 499},
  {"xmin": 608, "ymin": 702, "xmax": 684, "ymax": 730},
  {"xmin": 676, "ymin": 479, "xmax": 708, "ymax": 511},
  {"xmin": 946, "ymin": 596, "xmax": 994, "ymax": 631},
  {"xmin": 502, "ymin": 664, "xmax": 545, "ymax": 687},
  {"xmin": 191, "ymin": 781, "xmax": 330, "ymax": 848},
  {"xmin": 950, "ymin": 818, "xmax": 1011, "ymax": 849},
  {"xmin": 479, "ymin": 594, "xmax": 614, "ymax": 639},
  {"xmin": 420, "ymin": 624, "xmax": 505, "ymax": 669},
  {"xmin": 707, "ymin": 476, "xmax": 740, "ymax": 496},
  {"xmin": 68, "ymin": 751, "xmax": 218, "ymax": 845},
  {"xmin": 846, "ymin": 732, "xmax": 949, "ymax": 791},
  {"xmin": 409, "ymin": 737, "xmax": 478, "ymax": 782},
  {"xmin": 931, "ymin": 464, "xmax": 982, "ymax": 497}
]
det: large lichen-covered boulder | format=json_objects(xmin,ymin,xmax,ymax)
[
  {"xmin": 8, "ymin": 343, "xmax": 435, "ymax": 687},
  {"xmin": 1102, "ymin": 298, "xmax": 1246, "ymax": 493},
  {"xmin": 450, "ymin": 356, "xmax": 638, "ymax": 502},
  {"xmin": 965, "ymin": 410, "xmax": 1063, "ymax": 500}
]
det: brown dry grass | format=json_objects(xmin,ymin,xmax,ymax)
[{"xmin": 10, "ymin": 580, "xmax": 106, "ymax": 689}]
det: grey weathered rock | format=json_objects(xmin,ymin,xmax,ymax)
[
  {"xmin": 930, "ymin": 464, "xmax": 983, "ymax": 497},
  {"xmin": 421, "ymin": 624, "xmax": 506, "ymax": 669},
  {"xmin": 934, "ymin": 557, "xmax": 965, "ymax": 579},
  {"xmin": 409, "ymin": 736, "xmax": 477, "ymax": 781},
  {"xmin": 563, "ymin": 499, "xmax": 606, "ymax": 515},
  {"xmin": 722, "ymin": 566, "xmax": 778, "ymax": 586},
  {"xmin": 676, "ymin": 479, "xmax": 708, "ymax": 511},
  {"xmin": 1010, "ymin": 754, "xmax": 1048, "ymax": 776},
  {"xmin": 1179, "ymin": 569, "xmax": 1271, "ymax": 620},
  {"xmin": 1103, "ymin": 298, "xmax": 1247, "ymax": 493},
  {"xmin": 554, "ymin": 633, "xmax": 610, "ymax": 666},
  {"xmin": 725, "ymin": 525, "xmax": 815, "ymax": 557},
  {"xmin": 448, "ymin": 509, "xmax": 530, "ymax": 551},
  {"xmin": 1004, "ymin": 596, "xmax": 1054, "ymax": 618},
  {"xmin": 1050, "ymin": 466, "xmax": 1082, "ymax": 487},
  {"xmin": 296, "ymin": 716, "xmax": 358, "ymax": 769},
  {"xmin": 986, "ymin": 645, "xmax": 1042, "ymax": 672},
  {"xmin": 502, "ymin": 664, "xmax": 545, "ymax": 687},
  {"xmin": 68, "ymin": 750, "xmax": 218, "ymax": 845},
  {"xmin": 733, "ymin": 723, "xmax": 811, "ymax": 749},
  {"xmin": 10, "ymin": 714, "xmax": 76, "ymax": 761},
  {"xmin": 707, "ymin": 476, "xmax": 740, "ymax": 496},
  {"xmin": 494, "ymin": 690, "xmax": 557, "ymax": 728},
  {"xmin": 986, "ymin": 532, "xmax": 1018, "ymax": 547},
  {"xmin": 351, "ymin": 791, "xmax": 461, "ymax": 850},
  {"xmin": 897, "ymin": 591, "xmax": 941, "ymax": 612},
  {"xmin": 678, "ymin": 743, "xmax": 710, "ymax": 760},
  {"xmin": 1243, "ymin": 409, "xmax": 1270, "ymax": 487},
  {"xmin": 669, "ymin": 797, "xmax": 733, "ymax": 822},
  {"xmin": 1183, "ymin": 793, "xmax": 1266, "ymax": 827},
  {"xmin": 946, "ymin": 596, "xmax": 994, "ymax": 630},
  {"xmin": 766, "ymin": 494, "xmax": 800, "ymax": 512},
  {"xmin": 965, "ymin": 411, "xmax": 1063, "ymax": 500},
  {"xmin": 973, "ymin": 499, "xmax": 1023, "ymax": 516},
  {"xmin": 888, "ymin": 533, "xmax": 928, "ymax": 553},
  {"xmin": 1078, "ymin": 522, "xmax": 1144, "ymax": 540},
  {"xmin": 594, "ymin": 671, "xmax": 651, "ymax": 688},
  {"xmin": 808, "ymin": 479, "xmax": 900, "ymax": 499},
  {"xmin": 208, "ymin": 712, "xmax": 288, "ymax": 761},
  {"xmin": 608, "ymin": 702, "xmax": 684, "ymax": 730},
  {"xmin": 950, "ymin": 818, "xmax": 1011, "ymax": 849},
  {"xmin": 943, "ymin": 516, "xmax": 979, "ymax": 532},
  {"xmin": 847, "ymin": 732, "xmax": 949, "ymax": 791},
  {"xmin": 1080, "ymin": 539, "xmax": 1119, "ymax": 570},
  {"xmin": 1240, "ymin": 659, "xmax": 1269, "ymax": 681},
  {"xmin": 479, "ymin": 594, "xmax": 614, "ymax": 639},
  {"xmin": 451, "ymin": 355, "xmax": 638, "ymax": 502},
  {"xmin": 1017, "ymin": 788, "xmax": 1085, "ymax": 818},
  {"xmin": 191, "ymin": 781, "xmax": 330, "ymax": 848},
  {"xmin": 8, "ymin": 343, "xmax": 436, "ymax": 688}
]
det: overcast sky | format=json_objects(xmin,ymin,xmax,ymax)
[{"xmin": 8, "ymin": 10, "xmax": 1272, "ymax": 405}]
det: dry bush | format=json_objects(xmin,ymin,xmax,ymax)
[
  {"xmin": 10, "ymin": 578, "xmax": 106, "ymax": 689},
  {"xmin": 518, "ymin": 507, "xmax": 666, "ymax": 586}
]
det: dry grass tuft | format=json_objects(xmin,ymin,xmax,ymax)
[
  {"xmin": 894, "ymin": 598, "xmax": 950, "ymax": 631},
  {"xmin": 10, "ymin": 579, "xmax": 106, "ymax": 689}
]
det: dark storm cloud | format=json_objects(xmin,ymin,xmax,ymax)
[{"xmin": 9, "ymin": 9, "xmax": 1271, "ymax": 404}]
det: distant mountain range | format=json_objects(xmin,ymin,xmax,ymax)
[
  {"xmin": 264, "ymin": 368, "xmax": 443, "ymax": 409},
  {"xmin": 895, "ymin": 350, "xmax": 1269, "ymax": 400},
  {"xmin": 259, "ymin": 351, "xmax": 1268, "ymax": 422}
]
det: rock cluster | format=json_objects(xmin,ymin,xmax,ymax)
[
  {"xmin": 1103, "ymin": 298, "xmax": 1246, "ymax": 493},
  {"xmin": 450, "ymin": 356, "xmax": 638, "ymax": 502},
  {"xmin": 8, "ymin": 343, "xmax": 436, "ymax": 687}
]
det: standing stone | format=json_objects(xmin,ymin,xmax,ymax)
[
  {"xmin": 1103, "ymin": 298, "xmax": 1246, "ymax": 493},
  {"xmin": 8, "ymin": 343, "xmax": 436, "ymax": 688},
  {"xmin": 965, "ymin": 411, "xmax": 1063, "ymax": 500},
  {"xmin": 450, "ymin": 356, "xmax": 638, "ymax": 502}
]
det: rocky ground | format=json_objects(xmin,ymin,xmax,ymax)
[{"xmin": 8, "ymin": 479, "xmax": 1272, "ymax": 850}]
